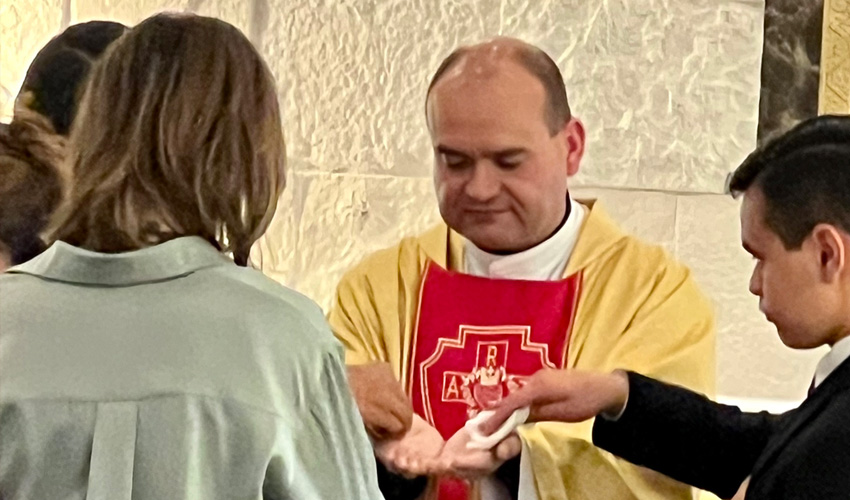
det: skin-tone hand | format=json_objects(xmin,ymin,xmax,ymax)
[
  {"xmin": 430, "ymin": 427, "xmax": 522, "ymax": 480},
  {"xmin": 348, "ymin": 362, "xmax": 413, "ymax": 439},
  {"xmin": 478, "ymin": 369, "xmax": 630, "ymax": 436},
  {"xmin": 375, "ymin": 414, "xmax": 446, "ymax": 478},
  {"xmin": 731, "ymin": 478, "xmax": 750, "ymax": 500}
]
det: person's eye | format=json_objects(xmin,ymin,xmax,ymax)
[
  {"xmin": 442, "ymin": 153, "xmax": 469, "ymax": 169},
  {"xmin": 497, "ymin": 155, "xmax": 523, "ymax": 169}
]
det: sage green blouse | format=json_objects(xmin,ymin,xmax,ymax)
[{"xmin": 0, "ymin": 237, "xmax": 382, "ymax": 499}]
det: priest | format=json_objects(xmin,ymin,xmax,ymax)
[{"xmin": 330, "ymin": 37, "xmax": 716, "ymax": 500}]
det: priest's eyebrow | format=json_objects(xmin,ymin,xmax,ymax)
[{"xmin": 435, "ymin": 146, "xmax": 528, "ymax": 158}]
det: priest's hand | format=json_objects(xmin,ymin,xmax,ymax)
[
  {"xmin": 432, "ymin": 427, "xmax": 522, "ymax": 480},
  {"xmin": 479, "ymin": 369, "xmax": 630, "ymax": 436},
  {"xmin": 348, "ymin": 362, "xmax": 413, "ymax": 439},
  {"xmin": 374, "ymin": 414, "xmax": 445, "ymax": 478}
]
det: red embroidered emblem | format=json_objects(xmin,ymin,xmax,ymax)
[{"xmin": 407, "ymin": 262, "xmax": 581, "ymax": 500}]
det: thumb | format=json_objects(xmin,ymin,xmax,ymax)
[
  {"xmin": 479, "ymin": 390, "xmax": 531, "ymax": 436},
  {"xmin": 494, "ymin": 434, "xmax": 522, "ymax": 461}
]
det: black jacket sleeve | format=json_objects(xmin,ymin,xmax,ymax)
[{"xmin": 592, "ymin": 372, "xmax": 780, "ymax": 499}]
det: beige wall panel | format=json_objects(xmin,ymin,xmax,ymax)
[
  {"xmin": 571, "ymin": 187, "xmax": 677, "ymax": 253},
  {"xmin": 675, "ymin": 194, "xmax": 826, "ymax": 401},
  {"xmin": 262, "ymin": 0, "xmax": 500, "ymax": 177},
  {"xmin": 255, "ymin": 171, "xmax": 440, "ymax": 310},
  {"xmin": 72, "ymin": 0, "xmax": 251, "ymax": 35},
  {"xmin": 0, "ymin": 0, "xmax": 64, "ymax": 120},
  {"xmin": 499, "ymin": 0, "xmax": 764, "ymax": 193}
]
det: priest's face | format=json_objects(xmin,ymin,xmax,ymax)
[
  {"xmin": 427, "ymin": 60, "xmax": 584, "ymax": 253},
  {"xmin": 741, "ymin": 188, "xmax": 848, "ymax": 349}
]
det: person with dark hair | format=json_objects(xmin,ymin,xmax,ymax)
[
  {"xmin": 323, "ymin": 37, "xmax": 715, "ymax": 500},
  {"xmin": 0, "ymin": 110, "xmax": 64, "ymax": 272},
  {"xmin": 16, "ymin": 20, "xmax": 127, "ymax": 135},
  {"xmin": 0, "ymin": 21, "xmax": 127, "ymax": 270},
  {"xmin": 0, "ymin": 13, "xmax": 380, "ymax": 499},
  {"xmin": 479, "ymin": 114, "xmax": 850, "ymax": 500}
]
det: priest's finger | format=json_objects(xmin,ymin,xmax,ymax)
[{"xmin": 494, "ymin": 434, "xmax": 522, "ymax": 462}]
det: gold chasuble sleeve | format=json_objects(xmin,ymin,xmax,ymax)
[
  {"xmin": 523, "ymin": 204, "xmax": 716, "ymax": 500},
  {"xmin": 328, "ymin": 202, "xmax": 716, "ymax": 500},
  {"xmin": 329, "ymin": 224, "xmax": 454, "ymax": 383}
]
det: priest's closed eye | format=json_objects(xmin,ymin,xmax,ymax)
[
  {"xmin": 496, "ymin": 154, "xmax": 524, "ymax": 169},
  {"xmin": 441, "ymin": 152, "xmax": 471, "ymax": 169}
]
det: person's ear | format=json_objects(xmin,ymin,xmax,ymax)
[
  {"xmin": 564, "ymin": 118, "xmax": 585, "ymax": 177},
  {"xmin": 811, "ymin": 224, "xmax": 846, "ymax": 283}
]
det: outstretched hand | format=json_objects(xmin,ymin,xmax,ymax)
[
  {"xmin": 430, "ymin": 427, "xmax": 522, "ymax": 480},
  {"xmin": 374, "ymin": 414, "xmax": 445, "ymax": 478},
  {"xmin": 370, "ymin": 366, "xmax": 628, "ymax": 483},
  {"xmin": 478, "ymin": 369, "xmax": 630, "ymax": 436}
]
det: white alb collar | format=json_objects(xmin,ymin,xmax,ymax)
[{"xmin": 464, "ymin": 198, "xmax": 585, "ymax": 281}]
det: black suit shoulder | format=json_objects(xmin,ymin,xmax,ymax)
[{"xmin": 747, "ymin": 373, "xmax": 850, "ymax": 499}]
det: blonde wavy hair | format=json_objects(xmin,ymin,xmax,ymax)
[{"xmin": 48, "ymin": 14, "xmax": 286, "ymax": 266}]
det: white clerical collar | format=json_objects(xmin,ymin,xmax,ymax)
[
  {"xmin": 813, "ymin": 334, "xmax": 850, "ymax": 389},
  {"xmin": 464, "ymin": 198, "xmax": 586, "ymax": 281}
]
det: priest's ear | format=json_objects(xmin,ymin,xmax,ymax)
[
  {"xmin": 810, "ymin": 224, "xmax": 848, "ymax": 283},
  {"xmin": 564, "ymin": 118, "xmax": 585, "ymax": 178}
]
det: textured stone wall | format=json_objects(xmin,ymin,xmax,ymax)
[{"xmin": 1, "ymin": 0, "xmax": 824, "ymax": 402}]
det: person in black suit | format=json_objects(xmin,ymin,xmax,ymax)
[{"xmin": 477, "ymin": 115, "xmax": 850, "ymax": 500}]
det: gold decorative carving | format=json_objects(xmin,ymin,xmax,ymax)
[{"xmin": 820, "ymin": 0, "xmax": 850, "ymax": 114}]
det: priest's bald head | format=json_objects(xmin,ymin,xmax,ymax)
[{"xmin": 425, "ymin": 38, "xmax": 586, "ymax": 254}]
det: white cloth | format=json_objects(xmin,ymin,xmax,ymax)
[
  {"xmin": 467, "ymin": 408, "xmax": 533, "ymax": 500},
  {"xmin": 466, "ymin": 408, "xmax": 531, "ymax": 450},
  {"xmin": 463, "ymin": 197, "xmax": 585, "ymax": 500},
  {"xmin": 518, "ymin": 440, "xmax": 537, "ymax": 500},
  {"xmin": 813, "ymin": 335, "xmax": 850, "ymax": 389},
  {"xmin": 465, "ymin": 197, "xmax": 586, "ymax": 280}
]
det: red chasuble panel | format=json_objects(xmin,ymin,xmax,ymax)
[{"xmin": 407, "ymin": 261, "xmax": 582, "ymax": 499}]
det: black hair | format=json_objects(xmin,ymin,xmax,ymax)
[
  {"xmin": 728, "ymin": 115, "xmax": 850, "ymax": 249},
  {"xmin": 19, "ymin": 21, "xmax": 127, "ymax": 135}
]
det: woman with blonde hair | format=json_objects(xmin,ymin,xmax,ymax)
[{"xmin": 0, "ymin": 13, "xmax": 381, "ymax": 500}]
